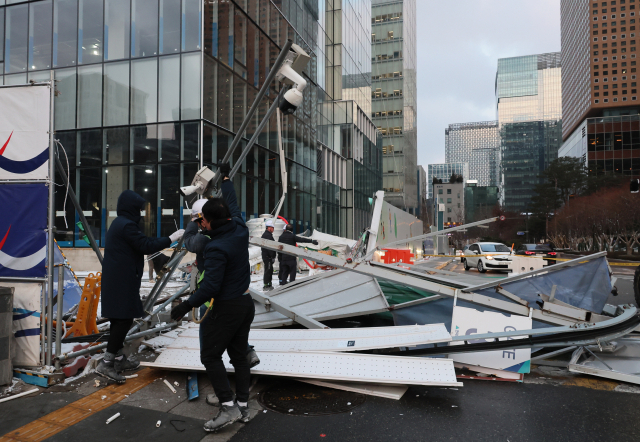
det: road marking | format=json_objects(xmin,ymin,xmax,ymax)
[
  {"xmin": 0, "ymin": 368, "xmax": 160, "ymax": 442},
  {"xmin": 562, "ymin": 377, "xmax": 619, "ymax": 392}
]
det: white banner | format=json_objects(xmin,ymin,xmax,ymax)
[
  {"xmin": 0, "ymin": 85, "xmax": 51, "ymax": 180},
  {"xmin": 449, "ymin": 306, "xmax": 532, "ymax": 373},
  {"xmin": 0, "ymin": 282, "xmax": 42, "ymax": 367}
]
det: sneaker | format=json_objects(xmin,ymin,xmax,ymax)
[
  {"xmin": 96, "ymin": 352, "xmax": 126, "ymax": 384},
  {"xmin": 203, "ymin": 404, "xmax": 242, "ymax": 432},
  {"xmin": 114, "ymin": 350, "xmax": 140, "ymax": 373},
  {"xmin": 247, "ymin": 349, "xmax": 260, "ymax": 368},
  {"xmin": 238, "ymin": 404, "xmax": 251, "ymax": 423}
]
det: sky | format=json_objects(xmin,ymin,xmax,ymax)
[{"xmin": 415, "ymin": 0, "xmax": 561, "ymax": 167}]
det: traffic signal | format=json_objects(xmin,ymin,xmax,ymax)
[{"xmin": 632, "ymin": 179, "xmax": 640, "ymax": 193}]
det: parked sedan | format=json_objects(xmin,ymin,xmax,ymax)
[
  {"xmin": 515, "ymin": 244, "xmax": 558, "ymax": 265},
  {"xmin": 464, "ymin": 242, "xmax": 512, "ymax": 273}
]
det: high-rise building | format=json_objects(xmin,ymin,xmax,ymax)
[
  {"xmin": 496, "ymin": 53, "xmax": 563, "ymax": 212},
  {"xmin": 416, "ymin": 165, "xmax": 427, "ymax": 219},
  {"xmin": 464, "ymin": 181, "xmax": 499, "ymax": 223},
  {"xmin": 426, "ymin": 163, "xmax": 469, "ymax": 199},
  {"xmin": 317, "ymin": 0, "xmax": 382, "ymax": 239},
  {"xmin": 371, "ymin": 0, "xmax": 418, "ymax": 214},
  {"xmin": 444, "ymin": 121, "xmax": 500, "ymax": 188},
  {"xmin": 0, "ymin": 0, "xmax": 380, "ymax": 246},
  {"xmin": 559, "ymin": 0, "xmax": 640, "ymax": 178}
]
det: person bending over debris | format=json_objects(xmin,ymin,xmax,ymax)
[
  {"xmin": 261, "ymin": 219, "xmax": 277, "ymax": 290},
  {"xmin": 98, "ymin": 190, "xmax": 184, "ymax": 383},
  {"xmin": 277, "ymin": 224, "xmax": 317, "ymax": 285},
  {"xmin": 182, "ymin": 193, "xmax": 259, "ymax": 409},
  {"xmin": 171, "ymin": 165, "xmax": 255, "ymax": 432}
]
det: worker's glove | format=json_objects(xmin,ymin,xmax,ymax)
[
  {"xmin": 312, "ymin": 240, "xmax": 319, "ymax": 245},
  {"xmin": 169, "ymin": 229, "xmax": 185, "ymax": 242},
  {"xmin": 171, "ymin": 300, "xmax": 192, "ymax": 321},
  {"xmin": 219, "ymin": 162, "xmax": 231, "ymax": 180}
]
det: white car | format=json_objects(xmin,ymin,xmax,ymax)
[{"xmin": 463, "ymin": 242, "xmax": 512, "ymax": 273}]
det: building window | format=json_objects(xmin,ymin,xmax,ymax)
[
  {"xmin": 447, "ymin": 198, "xmax": 452, "ymax": 204},
  {"xmin": 438, "ymin": 189, "xmax": 443, "ymax": 195},
  {"xmin": 447, "ymin": 189, "xmax": 451, "ymax": 194}
]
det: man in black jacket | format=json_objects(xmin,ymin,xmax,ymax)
[
  {"xmin": 277, "ymin": 224, "xmax": 317, "ymax": 285},
  {"xmin": 97, "ymin": 190, "xmax": 184, "ymax": 383},
  {"xmin": 261, "ymin": 219, "xmax": 277, "ymax": 290},
  {"xmin": 170, "ymin": 172, "xmax": 254, "ymax": 432}
]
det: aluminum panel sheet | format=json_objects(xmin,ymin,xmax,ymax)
[
  {"xmin": 142, "ymin": 349, "xmax": 462, "ymax": 386},
  {"xmin": 251, "ymin": 270, "xmax": 389, "ymax": 328},
  {"xmin": 173, "ymin": 324, "xmax": 452, "ymax": 352}
]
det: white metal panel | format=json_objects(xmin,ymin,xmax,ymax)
[
  {"xmin": 300, "ymin": 379, "xmax": 408, "ymax": 400},
  {"xmin": 250, "ymin": 270, "xmax": 389, "ymax": 328},
  {"xmin": 142, "ymin": 349, "xmax": 462, "ymax": 387},
  {"xmin": 172, "ymin": 324, "xmax": 451, "ymax": 352}
]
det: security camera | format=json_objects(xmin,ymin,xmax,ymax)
[
  {"xmin": 276, "ymin": 44, "xmax": 310, "ymax": 115},
  {"xmin": 179, "ymin": 166, "xmax": 216, "ymax": 197}
]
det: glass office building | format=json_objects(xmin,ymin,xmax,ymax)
[
  {"xmin": 0, "ymin": 0, "xmax": 381, "ymax": 244},
  {"xmin": 445, "ymin": 120, "xmax": 500, "ymax": 188},
  {"xmin": 371, "ymin": 0, "xmax": 417, "ymax": 214},
  {"xmin": 426, "ymin": 162, "xmax": 469, "ymax": 200},
  {"xmin": 316, "ymin": 0, "xmax": 382, "ymax": 239},
  {"xmin": 559, "ymin": 114, "xmax": 640, "ymax": 176},
  {"xmin": 496, "ymin": 53, "xmax": 562, "ymax": 212}
]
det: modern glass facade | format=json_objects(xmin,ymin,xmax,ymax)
[
  {"xmin": 444, "ymin": 120, "xmax": 500, "ymax": 189},
  {"xmin": 559, "ymin": 114, "xmax": 640, "ymax": 176},
  {"xmin": 315, "ymin": 0, "xmax": 382, "ymax": 239},
  {"xmin": 426, "ymin": 162, "xmax": 469, "ymax": 200},
  {"xmin": 371, "ymin": 0, "xmax": 417, "ymax": 213},
  {"xmin": 0, "ymin": 0, "xmax": 381, "ymax": 244},
  {"xmin": 496, "ymin": 53, "xmax": 563, "ymax": 212},
  {"xmin": 464, "ymin": 183, "xmax": 499, "ymax": 224}
]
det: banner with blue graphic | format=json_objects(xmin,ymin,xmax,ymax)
[
  {"xmin": 0, "ymin": 184, "xmax": 48, "ymax": 277},
  {"xmin": 0, "ymin": 84, "xmax": 50, "ymax": 180}
]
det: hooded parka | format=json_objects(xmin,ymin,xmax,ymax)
[{"xmin": 101, "ymin": 190, "xmax": 171, "ymax": 319}]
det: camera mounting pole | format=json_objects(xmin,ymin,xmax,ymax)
[{"xmin": 208, "ymin": 39, "xmax": 294, "ymax": 192}]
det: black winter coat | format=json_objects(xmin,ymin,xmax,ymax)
[
  {"xmin": 188, "ymin": 180, "xmax": 250, "ymax": 307},
  {"xmin": 277, "ymin": 230, "xmax": 313, "ymax": 263},
  {"xmin": 101, "ymin": 190, "xmax": 171, "ymax": 319},
  {"xmin": 261, "ymin": 230, "xmax": 276, "ymax": 261}
]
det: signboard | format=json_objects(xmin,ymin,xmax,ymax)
[
  {"xmin": 0, "ymin": 85, "xmax": 51, "ymax": 180},
  {"xmin": 449, "ymin": 306, "xmax": 532, "ymax": 373},
  {"xmin": 0, "ymin": 184, "xmax": 48, "ymax": 277},
  {"xmin": 517, "ymin": 231, "xmax": 525, "ymax": 236}
]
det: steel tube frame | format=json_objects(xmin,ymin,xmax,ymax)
[
  {"xmin": 141, "ymin": 249, "xmax": 187, "ymax": 314},
  {"xmin": 54, "ymin": 154, "xmax": 103, "ymax": 264},
  {"xmin": 54, "ymin": 265, "xmax": 64, "ymax": 369},
  {"xmin": 46, "ymin": 74, "xmax": 55, "ymax": 367},
  {"xmin": 227, "ymin": 88, "xmax": 287, "ymax": 184},
  {"xmin": 209, "ymin": 39, "xmax": 293, "ymax": 191},
  {"xmin": 129, "ymin": 283, "xmax": 190, "ymax": 335},
  {"xmin": 55, "ymin": 322, "xmax": 177, "ymax": 362}
]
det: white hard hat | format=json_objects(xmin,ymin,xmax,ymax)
[
  {"xmin": 265, "ymin": 219, "xmax": 274, "ymax": 228},
  {"xmin": 191, "ymin": 199, "xmax": 207, "ymax": 221}
]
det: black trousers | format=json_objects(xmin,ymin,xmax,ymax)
[
  {"xmin": 263, "ymin": 257, "xmax": 274, "ymax": 285},
  {"xmin": 279, "ymin": 261, "xmax": 297, "ymax": 284},
  {"xmin": 107, "ymin": 318, "xmax": 134, "ymax": 354},
  {"xmin": 200, "ymin": 294, "xmax": 255, "ymax": 403}
]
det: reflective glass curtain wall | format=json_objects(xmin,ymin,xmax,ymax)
[
  {"xmin": 496, "ymin": 53, "xmax": 563, "ymax": 212},
  {"xmin": 371, "ymin": 0, "xmax": 416, "ymax": 213}
]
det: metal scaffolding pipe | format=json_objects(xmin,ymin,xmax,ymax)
[{"xmin": 55, "ymin": 322, "xmax": 177, "ymax": 362}]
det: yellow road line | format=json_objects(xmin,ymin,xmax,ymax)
[{"xmin": 0, "ymin": 368, "xmax": 161, "ymax": 442}]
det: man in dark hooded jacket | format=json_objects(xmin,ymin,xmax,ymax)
[
  {"xmin": 277, "ymin": 224, "xmax": 317, "ymax": 285},
  {"xmin": 97, "ymin": 190, "xmax": 184, "ymax": 383},
  {"xmin": 170, "ymin": 173, "xmax": 254, "ymax": 432}
]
